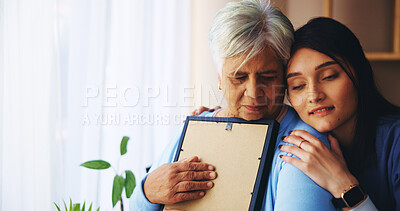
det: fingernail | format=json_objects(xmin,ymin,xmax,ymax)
[
  {"xmin": 279, "ymin": 155, "xmax": 283, "ymax": 158},
  {"xmin": 207, "ymin": 182, "xmax": 213, "ymax": 188},
  {"xmin": 279, "ymin": 145, "xmax": 282, "ymax": 149},
  {"xmin": 210, "ymin": 172, "xmax": 216, "ymax": 179},
  {"xmin": 289, "ymin": 131, "xmax": 293, "ymax": 135},
  {"xmin": 199, "ymin": 191, "xmax": 205, "ymax": 196},
  {"xmin": 208, "ymin": 165, "xmax": 215, "ymax": 171},
  {"xmin": 281, "ymin": 136, "xmax": 286, "ymax": 140}
]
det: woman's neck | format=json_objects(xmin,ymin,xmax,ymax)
[{"xmin": 331, "ymin": 115, "xmax": 357, "ymax": 149}]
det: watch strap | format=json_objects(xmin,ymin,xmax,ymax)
[
  {"xmin": 332, "ymin": 184, "xmax": 366, "ymax": 208},
  {"xmin": 332, "ymin": 196, "xmax": 348, "ymax": 208}
]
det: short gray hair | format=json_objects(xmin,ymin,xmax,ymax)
[{"xmin": 209, "ymin": 0, "xmax": 294, "ymax": 73}]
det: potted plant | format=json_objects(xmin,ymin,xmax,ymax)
[
  {"xmin": 54, "ymin": 199, "xmax": 100, "ymax": 211},
  {"xmin": 80, "ymin": 136, "xmax": 136, "ymax": 211}
]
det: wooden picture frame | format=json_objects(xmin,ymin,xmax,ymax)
[{"xmin": 164, "ymin": 116, "xmax": 279, "ymax": 211}]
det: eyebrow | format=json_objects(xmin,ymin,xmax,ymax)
[
  {"xmin": 315, "ymin": 61, "xmax": 337, "ymax": 70},
  {"xmin": 229, "ymin": 70, "xmax": 277, "ymax": 76},
  {"xmin": 286, "ymin": 72, "xmax": 301, "ymax": 79},
  {"xmin": 286, "ymin": 61, "xmax": 338, "ymax": 79}
]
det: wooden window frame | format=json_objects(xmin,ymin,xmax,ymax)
[{"xmin": 324, "ymin": 0, "xmax": 400, "ymax": 61}]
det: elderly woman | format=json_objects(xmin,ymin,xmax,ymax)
[{"xmin": 131, "ymin": 0, "xmax": 336, "ymax": 210}]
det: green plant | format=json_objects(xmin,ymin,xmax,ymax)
[
  {"xmin": 54, "ymin": 199, "xmax": 100, "ymax": 211},
  {"xmin": 80, "ymin": 136, "xmax": 136, "ymax": 211}
]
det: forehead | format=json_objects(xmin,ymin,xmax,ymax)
[
  {"xmin": 287, "ymin": 48, "xmax": 334, "ymax": 73},
  {"xmin": 223, "ymin": 48, "xmax": 283, "ymax": 75}
]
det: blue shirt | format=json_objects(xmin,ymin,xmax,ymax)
[
  {"xmin": 356, "ymin": 114, "xmax": 400, "ymax": 211},
  {"xmin": 130, "ymin": 106, "xmax": 338, "ymax": 210}
]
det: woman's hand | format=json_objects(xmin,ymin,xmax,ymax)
[
  {"xmin": 143, "ymin": 156, "xmax": 217, "ymax": 205},
  {"xmin": 279, "ymin": 130, "xmax": 358, "ymax": 198},
  {"xmin": 191, "ymin": 106, "xmax": 221, "ymax": 116}
]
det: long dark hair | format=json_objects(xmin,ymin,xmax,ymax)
[{"xmin": 289, "ymin": 17, "xmax": 399, "ymax": 173}]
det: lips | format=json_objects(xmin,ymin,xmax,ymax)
[
  {"xmin": 243, "ymin": 105, "xmax": 266, "ymax": 112},
  {"xmin": 309, "ymin": 106, "xmax": 334, "ymax": 115}
]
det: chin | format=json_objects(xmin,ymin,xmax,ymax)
[
  {"xmin": 240, "ymin": 113, "xmax": 266, "ymax": 121},
  {"xmin": 312, "ymin": 123, "xmax": 334, "ymax": 133}
]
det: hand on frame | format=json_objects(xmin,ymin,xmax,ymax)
[{"xmin": 143, "ymin": 156, "xmax": 217, "ymax": 205}]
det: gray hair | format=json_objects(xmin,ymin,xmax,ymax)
[{"xmin": 208, "ymin": 0, "xmax": 294, "ymax": 73}]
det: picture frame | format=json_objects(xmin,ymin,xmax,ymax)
[{"xmin": 164, "ymin": 116, "xmax": 279, "ymax": 211}]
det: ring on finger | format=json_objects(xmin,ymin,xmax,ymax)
[{"xmin": 298, "ymin": 140, "xmax": 305, "ymax": 149}]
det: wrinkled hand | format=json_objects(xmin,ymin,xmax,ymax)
[
  {"xmin": 279, "ymin": 130, "xmax": 358, "ymax": 198},
  {"xmin": 191, "ymin": 106, "xmax": 221, "ymax": 116},
  {"xmin": 143, "ymin": 156, "xmax": 217, "ymax": 205}
]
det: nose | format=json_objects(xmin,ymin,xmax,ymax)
[
  {"xmin": 307, "ymin": 84, "xmax": 325, "ymax": 103},
  {"xmin": 244, "ymin": 78, "xmax": 264, "ymax": 99}
]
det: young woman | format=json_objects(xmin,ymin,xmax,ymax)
[
  {"xmin": 195, "ymin": 17, "xmax": 400, "ymax": 210},
  {"xmin": 279, "ymin": 17, "xmax": 399, "ymax": 210}
]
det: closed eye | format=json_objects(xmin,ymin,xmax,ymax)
[
  {"xmin": 291, "ymin": 84, "xmax": 305, "ymax": 90},
  {"xmin": 323, "ymin": 73, "xmax": 338, "ymax": 80},
  {"xmin": 235, "ymin": 76, "xmax": 247, "ymax": 81}
]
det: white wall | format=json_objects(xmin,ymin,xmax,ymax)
[{"xmin": 189, "ymin": 0, "xmax": 239, "ymax": 109}]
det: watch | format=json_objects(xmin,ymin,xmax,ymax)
[{"xmin": 332, "ymin": 184, "xmax": 366, "ymax": 208}]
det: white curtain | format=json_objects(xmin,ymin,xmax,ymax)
[{"xmin": 0, "ymin": 0, "xmax": 191, "ymax": 210}]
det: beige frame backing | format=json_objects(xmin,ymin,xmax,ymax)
[{"xmin": 164, "ymin": 120, "xmax": 273, "ymax": 211}]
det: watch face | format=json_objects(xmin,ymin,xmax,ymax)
[{"xmin": 343, "ymin": 186, "xmax": 365, "ymax": 207}]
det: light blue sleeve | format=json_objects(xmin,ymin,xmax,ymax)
[
  {"xmin": 274, "ymin": 162, "xmax": 337, "ymax": 210},
  {"xmin": 130, "ymin": 125, "xmax": 183, "ymax": 211},
  {"xmin": 130, "ymin": 111, "xmax": 217, "ymax": 211},
  {"xmin": 349, "ymin": 196, "xmax": 378, "ymax": 211},
  {"xmin": 274, "ymin": 132, "xmax": 338, "ymax": 210}
]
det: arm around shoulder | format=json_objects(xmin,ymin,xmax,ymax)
[{"xmin": 274, "ymin": 161, "xmax": 338, "ymax": 211}]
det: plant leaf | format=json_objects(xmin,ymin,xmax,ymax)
[
  {"xmin": 63, "ymin": 200, "xmax": 68, "ymax": 211},
  {"xmin": 70, "ymin": 199, "xmax": 72, "ymax": 211},
  {"xmin": 80, "ymin": 160, "xmax": 111, "ymax": 170},
  {"xmin": 54, "ymin": 202, "xmax": 61, "ymax": 211},
  {"xmin": 125, "ymin": 170, "xmax": 136, "ymax": 198},
  {"xmin": 82, "ymin": 202, "xmax": 85, "ymax": 211},
  {"xmin": 120, "ymin": 136, "xmax": 130, "ymax": 155},
  {"xmin": 112, "ymin": 175, "xmax": 125, "ymax": 207},
  {"xmin": 73, "ymin": 203, "xmax": 80, "ymax": 211},
  {"xmin": 97, "ymin": 208, "xmax": 100, "ymax": 211},
  {"xmin": 88, "ymin": 203, "xmax": 92, "ymax": 211}
]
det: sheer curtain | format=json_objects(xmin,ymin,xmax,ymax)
[{"xmin": 0, "ymin": 0, "xmax": 191, "ymax": 210}]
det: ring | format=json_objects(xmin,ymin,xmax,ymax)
[{"xmin": 298, "ymin": 140, "xmax": 305, "ymax": 149}]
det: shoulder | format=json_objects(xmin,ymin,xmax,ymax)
[
  {"xmin": 377, "ymin": 114, "xmax": 400, "ymax": 133},
  {"xmin": 281, "ymin": 106, "xmax": 329, "ymax": 147},
  {"xmin": 376, "ymin": 114, "xmax": 400, "ymax": 174},
  {"xmin": 197, "ymin": 109, "xmax": 220, "ymax": 117},
  {"xmin": 376, "ymin": 114, "xmax": 400, "ymax": 147}
]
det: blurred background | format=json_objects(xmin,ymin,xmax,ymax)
[{"xmin": 0, "ymin": 0, "xmax": 399, "ymax": 210}]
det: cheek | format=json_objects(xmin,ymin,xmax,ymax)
[
  {"xmin": 288, "ymin": 91, "xmax": 307, "ymax": 109},
  {"xmin": 334, "ymin": 81, "xmax": 358, "ymax": 107},
  {"xmin": 223, "ymin": 82, "xmax": 244, "ymax": 106},
  {"xmin": 340, "ymin": 86, "xmax": 358, "ymax": 117},
  {"xmin": 264, "ymin": 79, "xmax": 285, "ymax": 98}
]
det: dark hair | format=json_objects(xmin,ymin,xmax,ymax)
[{"xmin": 289, "ymin": 17, "xmax": 399, "ymax": 173}]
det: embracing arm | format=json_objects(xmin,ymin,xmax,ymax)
[
  {"xmin": 274, "ymin": 151, "xmax": 337, "ymax": 210},
  {"xmin": 280, "ymin": 130, "xmax": 377, "ymax": 210}
]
